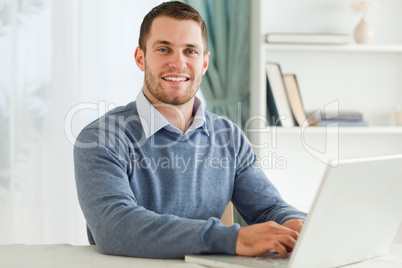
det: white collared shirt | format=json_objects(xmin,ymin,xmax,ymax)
[{"xmin": 136, "ymin": 90, "xmax": 208, "ymax": 139}]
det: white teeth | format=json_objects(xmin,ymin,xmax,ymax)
[{"xmin": 163, "ymin": 77, "xmax": 188, "ymax": 82}]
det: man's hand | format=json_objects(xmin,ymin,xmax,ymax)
[{"xmin": 235, "ymin": 221, "xmax": 300, "ymax": 258}]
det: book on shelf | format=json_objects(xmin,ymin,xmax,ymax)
[
  {"xmin": 308, "ymin": 110, "xmax": 364, "ymax": 121},
  {"xmin": 312, "ymin": 120, "xmax": 369, "ymax": 127},
  {"xmin": 283, "ymin": 74, "xmax": 309, "ymax": 127},
  {"xmin": 265, "ymin": 33, "xmax": 350, "ymax": 45},
  {"xmin": 266, "ymin": 62, "xmax": 296, "ymax": 127},
  {"xmin": 307, "ymin": 110, "xmax": 368, "ymax": 127}
]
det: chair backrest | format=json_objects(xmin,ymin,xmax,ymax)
[{"xmin": 221, "ymin": 202, "xmax": 234, "ymax": 226}]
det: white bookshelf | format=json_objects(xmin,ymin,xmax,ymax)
[
  {"xmin": 249, "ymin": 0, "xmax": 402, "ymax": 213},
  {"xmin": 268, "ymin": 126, "xmax": 402, "ymax": 135},
  {"xmin": 265, "ymin": 43, "xmax": 402, "ymax": 53}
]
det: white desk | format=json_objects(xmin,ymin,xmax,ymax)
[
  {"xmin": 1, "ymin": 244, "xmax": 402, "ymax": 268},
  {"xmin": 0, "ymin": 244, "xmax": 200, "ymax": 268}
]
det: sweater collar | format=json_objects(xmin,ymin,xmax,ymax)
[{"xmin": 136, "ymin": 89, "xmax": 209, "ymax": 139}]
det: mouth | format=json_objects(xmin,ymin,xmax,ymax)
[{"xmin": 162, "ymin": 75, "xmax": 190, "ymax": 82}]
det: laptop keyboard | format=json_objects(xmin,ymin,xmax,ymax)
[{"xmin": 243, "ymin": 251, "xmax": 291, "ymax": 265}]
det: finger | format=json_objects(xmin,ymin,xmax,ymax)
[
  {"xmin": 283, "ymin": 219, "xmax": 305, "ymax": 233},
  {"xmin": 276, "ymin": 234, "xmax": 297, "ymax": 252},
  {"xmin": 266, "ymin": 240, "xmax": 288, "ymax": 258},
  {"xmin": 287, "ymin": 229, "xmax": 299, "ymax": 240},
  {"xmin": 289, "ymin": 221, "xmax": 304, "ymax": 233},
  {"xmin": 269, "ymin": 224, "xmax": 299, "ymax": 240},
  {"xmin": 279, "ymin": 225, "xmax": 299, "ymax": 240}
]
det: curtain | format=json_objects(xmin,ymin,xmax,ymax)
[
  {"xmin": 180, "ymin": 0, "xmax": 251, "ymax": 226},
  {"xmin": 0, "ymin": 0, "xmax": 162, "ymax": 244},
  {"xmin": 0, "ymin": 0, "xmax": 54, "ymax": 244},
  {"xmin": 180, "ymin": 0, "xmax": 251, "ymax": 127}
]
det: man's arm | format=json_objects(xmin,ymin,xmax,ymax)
[
  {"xmin": 74, "ymin": 128, "xmax": 240, "ymax": 259},
  {"xmin": 231, "ymin": 128, "xmax": 307, "ymax": 257}
]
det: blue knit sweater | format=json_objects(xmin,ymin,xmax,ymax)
[{"xmin": 73, "ymin": 101, "xmax": 306, "ymax": 259}]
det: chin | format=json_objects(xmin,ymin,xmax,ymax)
[{"xmin": 167, "ymin": 97, "xmax": 191, "ymax": 106}]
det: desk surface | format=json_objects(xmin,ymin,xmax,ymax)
[{"xmin": 1, "ymin": 244, "xmax": 402, "ymax": 268}]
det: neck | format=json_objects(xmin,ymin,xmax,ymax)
[
  {"xmin": 143, "ymin": 90, "xmax": 195, "ymax": 133},
  {"xmin": 154, "ymin": 101, "xmax": 194, "ymax": 133}
]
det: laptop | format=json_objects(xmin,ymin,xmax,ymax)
[{"xmin": 185, "ymin": 154, "xmax": 402, "ymax": 268}]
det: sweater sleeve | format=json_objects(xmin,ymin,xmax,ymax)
[
  {"xmin": 73, "ymin": 128, "xmax": 240, "ymax": 259},
  {"xmin": 232, "ymin": 129, "xmax": 307, "ymax": 225}
]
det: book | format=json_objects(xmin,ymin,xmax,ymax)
[
  {"xmin": 313, "ymin": 120, "xmax": 369, "ymax": 127},
  {"xmin": 266, "ymin": 62, "xmax": 295, "ymax": 127},
  {"xmin": 265, "ymin": 33, "xmax": 350, "ymax": 45},
  {"xmin": 307, "ymin": 110, "xmax": 368, "ymax": 127},
  {"xmin": 307, "ymin": 110, "xmax": 364, "ymax": 121},
  {"xmin": 283, "ymin": 74, "xmax": 308, "ymax": 127}
]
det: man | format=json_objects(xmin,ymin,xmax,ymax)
[{"xmin": 74, "ymin": 1, "xmax": 306, "ymax": 259}]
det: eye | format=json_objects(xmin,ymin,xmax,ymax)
[
  {"xmin": 186, "ymin": 49, "xmax": 197, "ymax": 54},
  {"xmin": 157, "ymin": 48, "xmax": 169, "ymax": 53}
]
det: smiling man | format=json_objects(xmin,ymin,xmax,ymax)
[{"xmin": 74, "ymin": 1, "xmax": 306, "ymax": 259}]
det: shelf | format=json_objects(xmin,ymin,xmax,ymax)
[
  {"xmin": 264, "ymin": 43, "xmax": 402, "ymax": 53},
  {"xmin": 260, "ymin": 126, "xmax": 402, "ymax": 135}
]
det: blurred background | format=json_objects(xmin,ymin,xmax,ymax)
[{"xmin": 0, "ymin": 0, "xmax": 164, "ymax": 245}]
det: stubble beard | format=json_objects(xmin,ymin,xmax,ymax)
[{"xmin": 144, "ymin": 63, "xmax": 202, "ymax": 106}]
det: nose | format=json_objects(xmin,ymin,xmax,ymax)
[{"xmin": 167, "ymin": 52, "xmax": 186, "ymax": 70}]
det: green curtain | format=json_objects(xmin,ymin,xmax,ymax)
[
  {"xmin": 179, "ymin": 0, "xmax": 250, "ymax": 226},
  {"xmin": 180, "ymin": 0, "xmax": 250, "ymax": 127}
]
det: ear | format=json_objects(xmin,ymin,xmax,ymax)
[
  {"xmin": 134, "ymin": 47, "xmax": 145, "ymax": 71},
  {"xmin": 202, "ymin": 51, "xmax": 210, "ymax": 76}
]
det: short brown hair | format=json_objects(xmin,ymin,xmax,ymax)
[{"xmin": 138, "ymin": 1, "xmax": 208, "ymax": 54}]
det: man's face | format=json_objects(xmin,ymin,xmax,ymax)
[{"xmin": 135, "ymin": 16, "xmax": 210, "ymax": 106}]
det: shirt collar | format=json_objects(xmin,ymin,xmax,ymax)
[{"xmin": 136, "ymin": 89, "xmax": 209, "ymax": 139}]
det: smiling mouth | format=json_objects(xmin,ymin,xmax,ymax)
[{"xmin": 162, "ymin": 76, "xmax": 190, "ymax": 82}]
